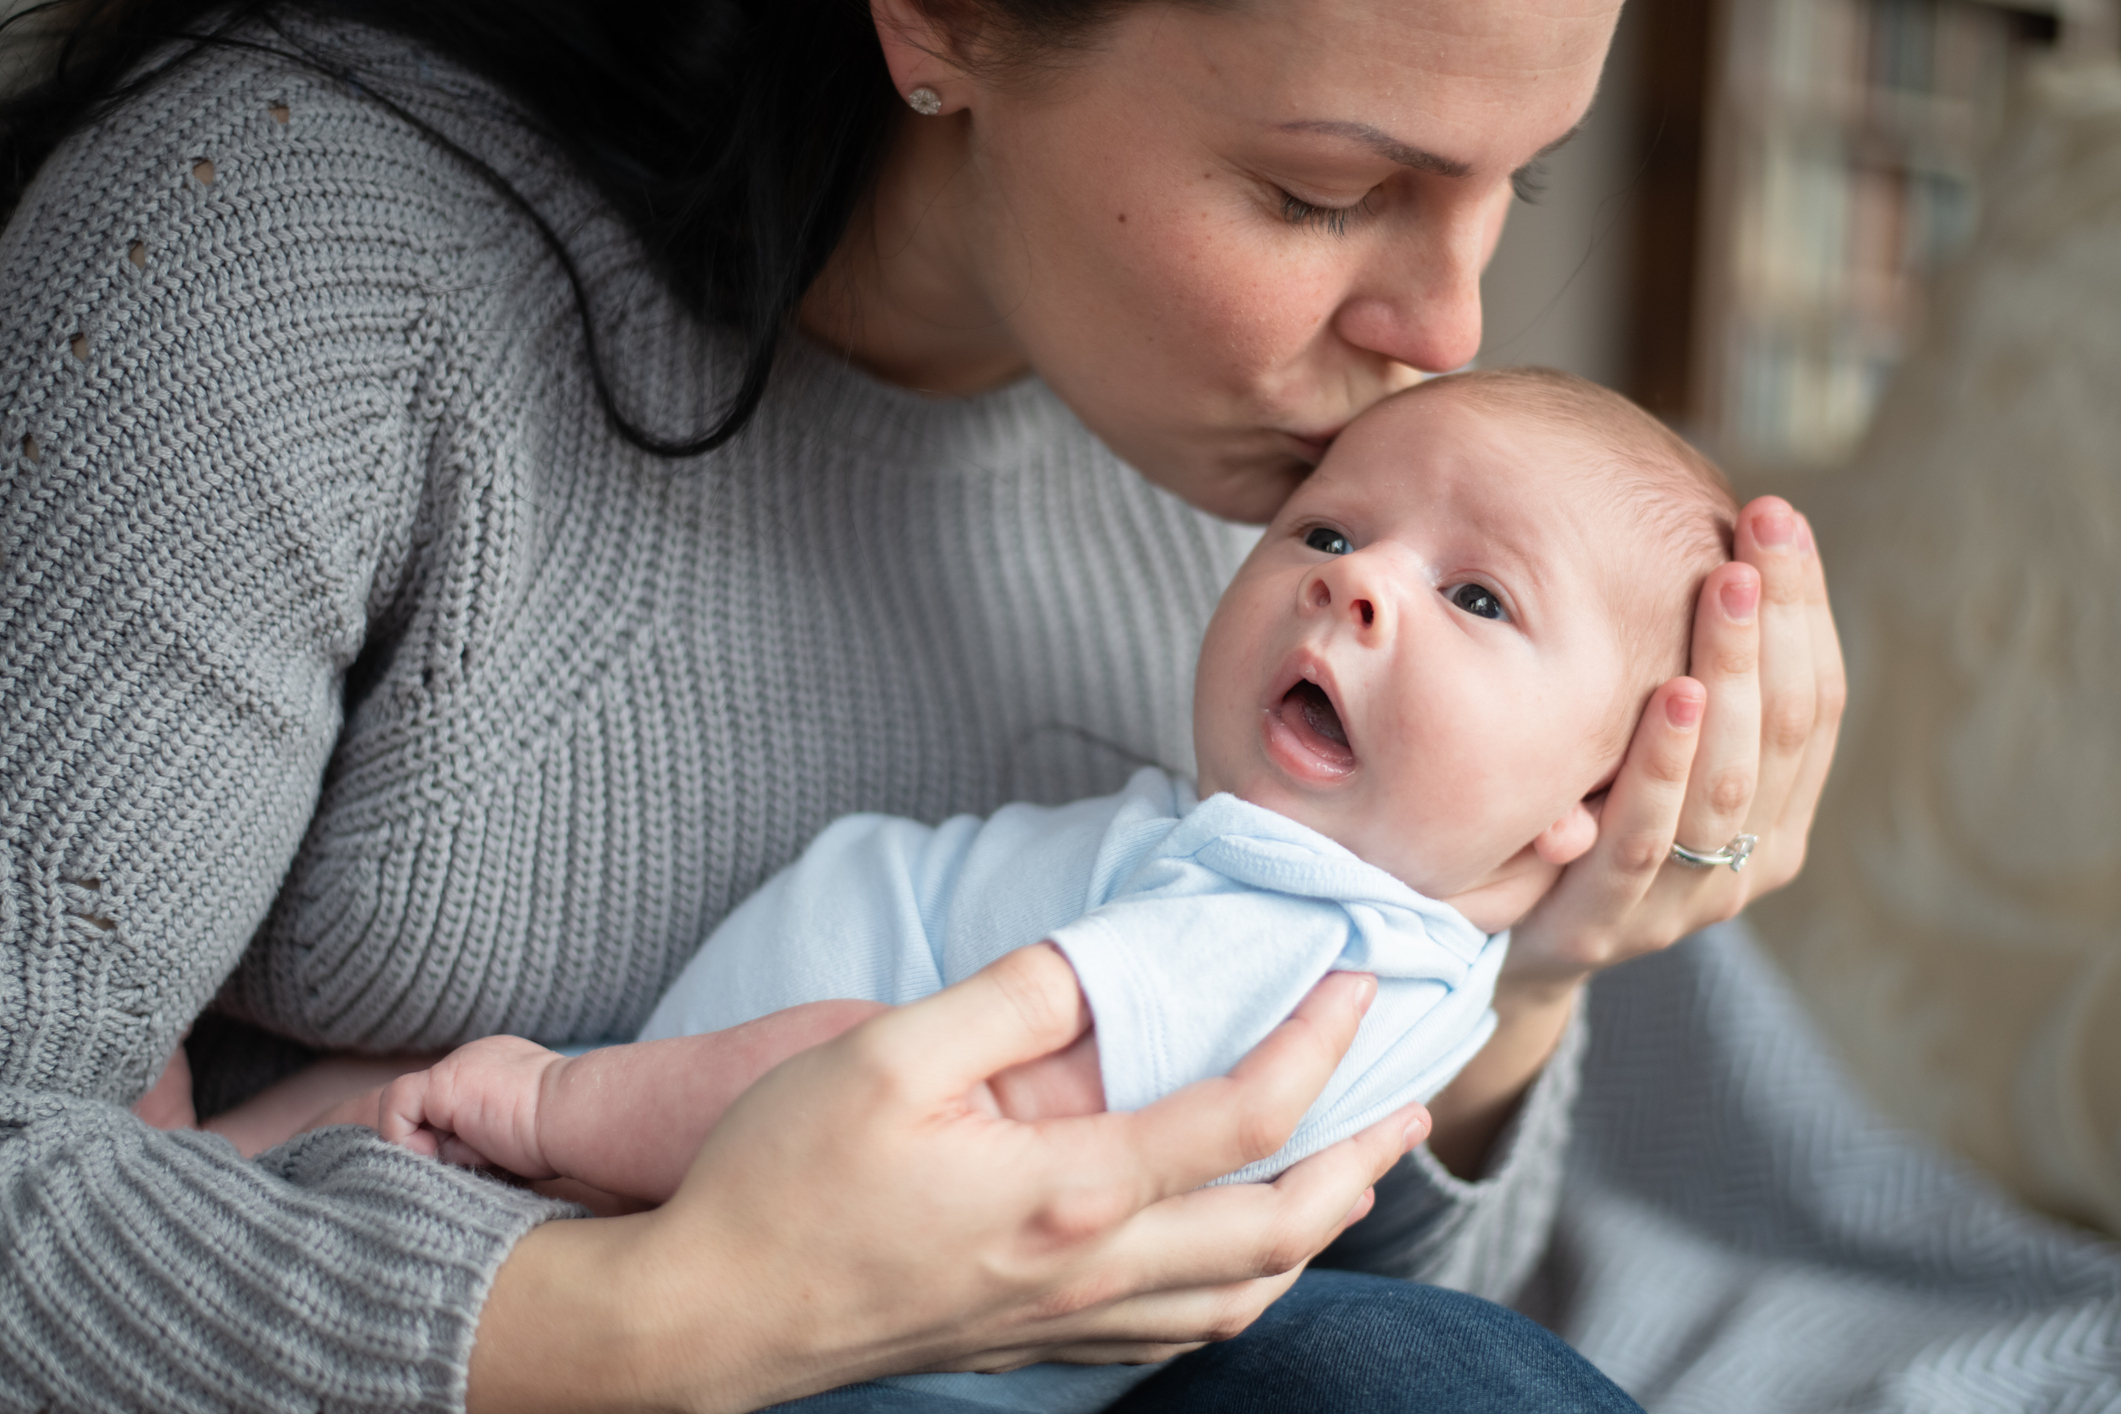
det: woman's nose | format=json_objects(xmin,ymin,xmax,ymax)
[
  {"xmin": 1331, "ymin": 200, "xmax": 1495, "ymax": 374},
  {"xmin": 1301, "ymin": 557, "xmax": 1392, "ymax": 638}
]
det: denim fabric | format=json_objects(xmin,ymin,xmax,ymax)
[{"xmin": 769, "ymin": 1270, "xmax": 1640, "ymax": 1413}]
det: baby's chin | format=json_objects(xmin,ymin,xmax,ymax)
[
  {"xmin": 1440, "ymin": 851, "xmax": 1566, "ymax": 935},
  {"xmin": 1206, "ymin": 776, "xmax": 1482, "ymax": 909}
]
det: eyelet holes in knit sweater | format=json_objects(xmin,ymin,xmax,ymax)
[
  {"xmin": 269, "ymin": 101, "xmax": 289, "ymax": 124},
  {"xmin": 63, "ymin": 877, "xmax": 116, "ymax": 932},
  {"xmin": 127, "ymin": 240, "xmax": 147, "ymax": 269},
  {"xmin": 70, "ymin": 333, "xmax": 87, "ymax": 361},
  {"xmin": 192, "ymin": 158, "xmax": 215, "ymax": 185},
  {"xmin": 20, "ymin": 435, "xmax": 37, "ymax": 462}
]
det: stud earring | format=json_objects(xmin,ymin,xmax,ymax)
[{"xmin": 906, "ymin": 86, "xmax": 943, "ymax": 116}]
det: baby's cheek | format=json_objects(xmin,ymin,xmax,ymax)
[{"xmin": 1391, "ymin": 728, "xmax": 1544, "ymax": 881}]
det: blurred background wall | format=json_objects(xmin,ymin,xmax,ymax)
[{"xmin": 1485, "ymin": 0, "xmax": 2121, "ymax": 1239}]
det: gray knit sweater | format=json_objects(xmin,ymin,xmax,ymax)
[{"xmin": 0, "ymin": 25, "xmax": 1573, "ymax": 1412}]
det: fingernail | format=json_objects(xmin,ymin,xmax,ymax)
[
  {"xmin": 1346, "ymin": 972, "xmax": 1377, "ymax": 1013},
  {"xmin": 1797, "ymin": 515, "xmax": 1816, "ymax": 556},
  {"xmin": 1403, "ymin": 1113, "xmax": 1429, "ymax": 1149},
  {"xmin": 1666, "ymin": 690, "xmax": 1704, "ymax": 730},
  {"xmin": 1755, "ymin": 506, "xmax": 1796, "ymax": 548},
  {"xmin": 1345, "ymin": 1186, "xmax": 1376, "ymax": 1225},
  {"xmin": 1720, "ymin": 576, "xmax": 1758, "ymax": 624}
]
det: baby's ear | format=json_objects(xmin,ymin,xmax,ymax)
[{"xmin": 1532, "ymin": 800, "xmax": 1599, "ymax": 866}]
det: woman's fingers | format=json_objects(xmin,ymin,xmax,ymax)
[
  {"xmin": 869, "ymin": 942, "xmax": 1093, "ymax": 1099},
  {"xmin": 616, "ymin": 970, "xmax": 1416, "ymax": 1407},
  {"xmin": 1039, "ymin": 1264, "xmax": 1309, "ymax": 1355},
  {"xmin": 1765, "ymin": 512, "xmax": 1846, "ymax": 885},
  {"xmin": 968, "ymin": 1106, "xmax": 1418, "ymax": 1367},
  {"xmin": 1737, "ymin": 497, "xmax": 1820, "ymax": 855},
  {"xmin": 1118, "ymin": 971, "xmax": 1378, "ymax": 1201},
  {"xmin": 1522, "ymin": 676, "xmax": 1705, "ymax": 969},
  {"xmin": 1674, "ymin": 559, "xmax": 1762, "ymax": 855},
  {"xmin": 1112, "ymin": 1099, "xmax": 1421, "ymax": 1298}
]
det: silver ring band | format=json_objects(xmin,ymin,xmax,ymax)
[{"xmin": 1669, "ymin": 833, "xmax": 1758, "ymax": 872}]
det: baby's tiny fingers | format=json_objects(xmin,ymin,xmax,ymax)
[
  {"xmin": 377, "ymin": 1070, "xmax": 436, "ymax": 1146},
  {"xmin": 438, "ymin": 1133, "xmax": 506, "ymax": 1171},
  {"xmin": 395, "ymin": 1126, "xmax": 441, "ymax": 1159}
]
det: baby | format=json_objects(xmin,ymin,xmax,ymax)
[{"xmin": 352, "ymin": 367, "xmax": 1734, "ymax": 1410}]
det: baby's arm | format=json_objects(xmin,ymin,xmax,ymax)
[
  {"xmin": 382, "ymin": 956, "xmax": 1107, "ymax": 1200},
  {"xmin": 381, "ymin": 1000, "xmax": 886, "ymax": 1202}
]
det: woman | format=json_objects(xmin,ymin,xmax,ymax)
[{"xmin": 0, "ymin": 0, "xmax": 1841, "ymax": 1409}]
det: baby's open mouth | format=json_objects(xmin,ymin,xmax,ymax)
[{"xmin": 1278, "ymin": 680, "xmax": 1357, "ymax": 770}]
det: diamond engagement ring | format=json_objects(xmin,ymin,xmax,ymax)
[{"xmin": 1669, "ymin": 833, "xmax": 1758, "ymax": 872}]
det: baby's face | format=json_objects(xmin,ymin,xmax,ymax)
[{"xmin": 1193, "ymin": 389, "xmax": 1646, "ymax": 932}]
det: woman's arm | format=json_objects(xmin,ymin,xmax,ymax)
[{"xmin": 0, "ymin": 40, "xmax": 605, "ymax": 1408}]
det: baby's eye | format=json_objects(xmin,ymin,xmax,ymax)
[
  {"xmin": 1448, "ymin": 583, "xmax": 1507, "ymax": 621},
  {"xmin": 1304, "ymin": 526, "xmax": 1353, "ymax": 555}
]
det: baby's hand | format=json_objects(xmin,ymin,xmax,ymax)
[{"xmin": 378, "ymin": 1035, "xmax": 567, "ymax": 1178}]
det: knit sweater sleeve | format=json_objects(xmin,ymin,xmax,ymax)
[
  {"xmin": 0, "ymin": 42, "xmax": 576, "ymax": 1414},
  {"xmin": 1318, "ymin": 1005, "xmax": 1586, "ymax": 1304}
]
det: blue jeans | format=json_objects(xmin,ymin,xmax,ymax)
[{"xmin": 771, "ymin": 1270, "xmax": 1642, "ymax": 1413}]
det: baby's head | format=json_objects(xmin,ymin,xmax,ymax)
[{"xmin": 1194, "ymin": 368, "xmax": 1735, "ymax": 932}]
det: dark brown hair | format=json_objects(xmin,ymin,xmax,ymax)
[{"xmin": 0, "ymin": 0, "xmax": 1142, "ymax": 455}]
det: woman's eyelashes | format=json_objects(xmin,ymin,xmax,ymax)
[
  {"xmin": 1303, "ymin": 525, "xmax": 1353, "ymax": 555},
  {"xmin": 1446, "ymin": 582, "xmax": 1507, "ymax": 621},
  {"xmin": 1278, "ymin": 188, "xmax": 1377, "ymax": 237},
  {"xmin": 1510, "ymin": 160, "xmax": 1549, "ymax": 206}
]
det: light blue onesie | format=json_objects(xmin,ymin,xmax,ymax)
[{"xmin": 635, "ymin": 767, "xmax": 1506, "ymax": 1412}]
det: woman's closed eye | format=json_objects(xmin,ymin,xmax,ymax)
[
  {"xmin": 1278, "ymin": 189, "xmax": 1378, "ymax": 238},
  {"xmin": 1447, "ymin": 582, "xmax": 1507, "ymax": 621},
  {"xmin": 1304, "ymin": 526, "xmax": 1354, "ymax": 555}
]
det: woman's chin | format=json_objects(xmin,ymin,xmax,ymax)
[{"xmin": 1127, "ymin": 442, "xmax": 1315, "ymax": 526}]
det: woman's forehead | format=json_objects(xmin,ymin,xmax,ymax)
[
  {"xmin": 1155, "ymin": 1, "xmax": 1619, "ymax": 91},
  {"xmin": 1096, "ymin": 0, "xmax": 1622, "ymax": 173}
]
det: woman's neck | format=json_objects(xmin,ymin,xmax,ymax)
[{"xmin": 798, "ymin": 113, "xmax": 1032, "ymax": 397}]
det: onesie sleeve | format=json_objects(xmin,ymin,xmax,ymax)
[
  {"xmin": 1318, "ymin": 1005, "xmax": 1586, "ymax": 1304},
  {"xmin": 1047, "ymin": 795, "xmax": 1509, "ymax": 1186},
  {"xmin": 0, "ymin": 39, "xmax": 576, "ymax": 1413}
]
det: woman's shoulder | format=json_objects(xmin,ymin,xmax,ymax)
[
  {"xmin": 0, "ymin": 15, "xmax": 645, "ymax": 570},
  {"xmin": 0, "ymin": 16, "xmax": 586, "ymax": 373}
]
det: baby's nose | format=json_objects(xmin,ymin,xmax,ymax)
[{"xmin": 1304, "ymin": 564, "xmax": 1384, "ymax": 633}]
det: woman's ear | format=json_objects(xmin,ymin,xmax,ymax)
[
  {"xmin": 871, "ymin": 0, "xmax": 971, "ymax": 111},
  {"xmin": 1532, "ymin": 800, "xmax": 1599, "ymax": 866}
]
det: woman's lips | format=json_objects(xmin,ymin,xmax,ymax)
[{"xmin": 1263, "ymin": 677, "xmax": 1358, "ymax": 781}]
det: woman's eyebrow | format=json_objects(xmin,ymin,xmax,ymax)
[
  {"xmin": 1277, "ymin": 118, "xmax": 1590, "ymax": 183},
  {"xmin": 1279, "ymin": 120, "xmax": 1471, "ymax": 176}
]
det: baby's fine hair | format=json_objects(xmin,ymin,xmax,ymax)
[{"xmin": 1405, "ymin": 366, "xmax": 1738, "ymax": 694}]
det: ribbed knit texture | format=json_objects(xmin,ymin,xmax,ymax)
[{"xmin": 0, "ymin": 22, "xmax": 1568, "ymax": 1411}]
